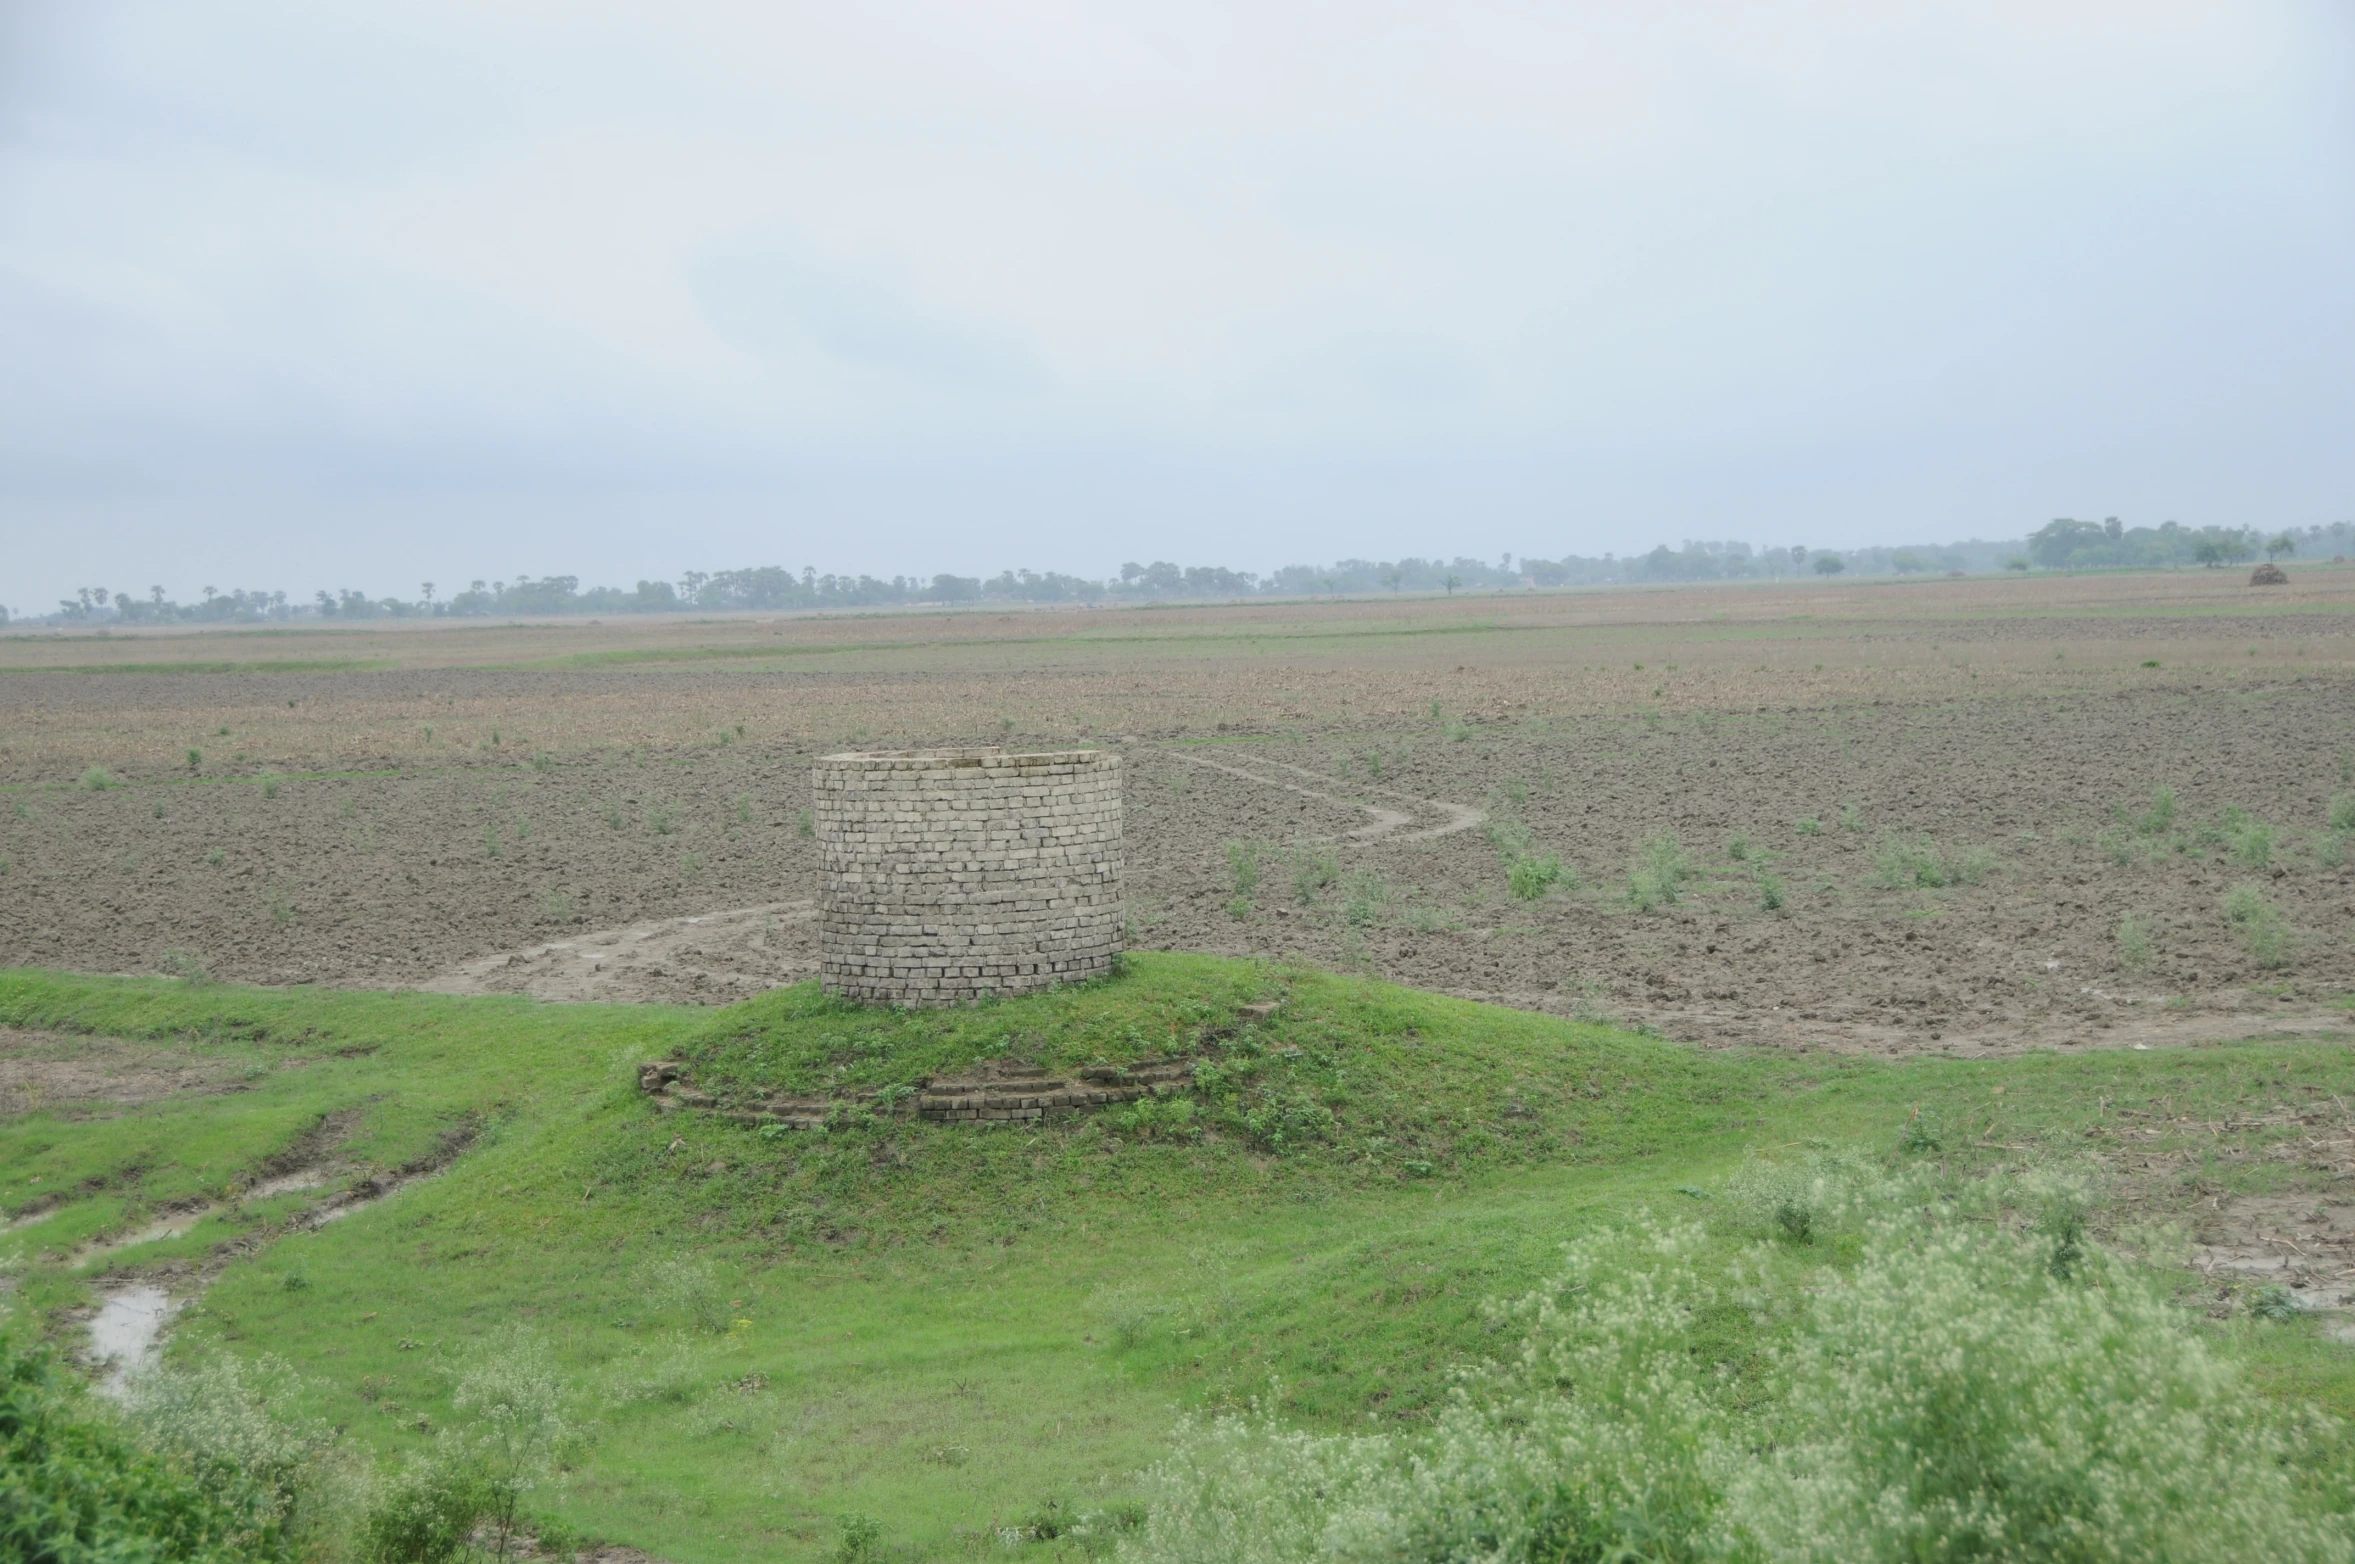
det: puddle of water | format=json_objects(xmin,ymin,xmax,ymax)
[
  {"xmin": 74, "ymin": 1210, "xmax": 206, "ymax": 1266},
  {"xmin": 89, "ymin": 1284, "xmax": 177, "ymax": 1396},
  {"xmin": 248, "ymin": 1169, "xmax": 327, "ymax": 1199}
]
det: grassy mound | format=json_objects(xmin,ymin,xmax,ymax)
[
  {"xmin": 1, "ymin": 958, "xmax": 2352, "ymax": 1560},
  {"xmin": 658, "ymin": 953, "xmax": 1737, "ymax": 1222}
]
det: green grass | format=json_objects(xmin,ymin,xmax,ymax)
[{"xmin": 2, "ymin": 959, "xmax": 2353, "ymax": 1560}]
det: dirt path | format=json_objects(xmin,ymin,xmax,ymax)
[
  {"xmin": 416, "ymin": 900, "xmax": 818, "ymax": 1004},
  {"xmin": 1160, "ymin": 749, "xmax": 1484, "ymax": 843}
]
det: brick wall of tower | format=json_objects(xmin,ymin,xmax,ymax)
[{"xmin": 814, "ymin": 749, "xmax": 1124, "ymax": 1005}]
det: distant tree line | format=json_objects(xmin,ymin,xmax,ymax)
[
  {"xmin": 21, "ymin": 520, "xmax": 2349, "ymax": 624},
  {"xmin": 2023, "ymin": 518, "xmax": 2343, "ymax": 572}
]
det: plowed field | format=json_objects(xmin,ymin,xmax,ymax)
[{"xmin": 6, "ymin": 566, "xmax": 2351, "ymax": 1054}]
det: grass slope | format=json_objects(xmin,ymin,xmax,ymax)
[{"xmin": 1, "ymin": 955, "xmax": 2351, "ymax": 1560}]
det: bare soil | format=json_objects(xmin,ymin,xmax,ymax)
[
  {"xmin": 0, "ymin": 1029, "xmax": 252, "ymax": 1116},
  {"xmin": 5, "ymin": 568, "xmax": 2352, "ymax": 1055}
]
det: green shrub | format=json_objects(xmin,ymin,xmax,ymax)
[
  {"xmin": 2251, "ymin": 1285, "xmax": 2303, "ymax": 1323},
  {"xmin": 79, "ymin": 765, "xmax": 116, "ymax": 790},
  {"xmin": 1224, "ymin": 839, "xmax": 1262, "ymax": 898},
  {"xmin": 1124, "ymin": 1181, "xmax": 2355, "ymax": 1564},
  {"xmin": 1794, "ymin": 816, "xmax": 1823, "ymax": 836},
  {"xmin": 361, "ymin": 1453, "xmax": 487, "ymax": 1563},
  {"xmin": 1506, "ymin": 854, "xmax": 1567, "ymax": 901},
  {"xmin": 1729, "ymin": 1214, "xmax": 2347, "ymax": 1563},
  {"xmin": 0, "ymin": 1330, "xmax": 292, "ymax": 1562},
  {"xmin": 1289, "ymin": 846, "xmax": 1338, "ymax": 904},
  {"xmin": 448, "ymin": 1328, "xmax": 567, "ymax": 1561},
  {"xmin": 2117, "ymin": 915, "xmax": 2154, "ymax": 970},
  {"xmin": 2222, "ymin": 884, "xmax": 2294, "ymax": 968},
  {"xmin": 1755, "ymin": 866, "xmax": 1786, "ymax": 911},
  {"xmin": 1627, "ymin": 832, "xmax": 1693, "ymax": 911},
  {"xmin": 2332, "ymin": 792, "xmax": 2355, "ymax": 833},
  {"xmin": 1871, "ymin": 832, "xmax": 1994, "ymax": 889},
  {"xmin": 835, "ymin": 1511, "xmax": 885, "ymax": 1562},
  {"xmin": 796, "ymin": 808, "xmax": 815, "ymax": 839},
  {"xmin": 2202, "ymin": 806, "xmax": 2277, "ymax": 868},
  {"xmin": 1340, "ymin": 866, "xmax": 1389, "ymax": 926}
]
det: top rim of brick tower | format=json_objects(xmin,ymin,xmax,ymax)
[{"xmin": 812, "ymin": 747, "xmax": 1116, "ymax": 771}]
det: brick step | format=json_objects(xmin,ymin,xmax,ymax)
[{"xmin": 638, "ymin": 1055, "xmax": 1197, "ymax": 1130}]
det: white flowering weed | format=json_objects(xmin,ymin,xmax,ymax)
[
  {"xmin": 1119, "ymin": 1177, "xmax": 2355, "ymax": 1564},
  {"xmin": 1722, "ymin": 1215, "xmax": 2354, "ymax": 1564},
  {"xmin": 1130, "ymin": 1402, "xmax": 1394, "ymax": 1564},
  {"xmin": 128, "ymin": 1348, "xmax": 354, "ymax": 1544},
  {"xmin": 449, "ymin": 1325, "xmax": 569, "ymax": 1560}
]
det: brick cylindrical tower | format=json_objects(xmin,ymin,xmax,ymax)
[{"xmin": 813, "ymin": 748, "xmax": 1124, "ymax": 1005}]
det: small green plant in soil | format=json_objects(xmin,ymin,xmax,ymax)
[
  {"xmin": 1485, "ymin": 809, "xmax": 1569, "ymax": 901},
  {"xmin": 796, "ymin": 808, "xmax": 815, "ymax": 839},
  {"xmin": 1793, "ymin": 816, "xmax": 1823, "ymax": 836},
  {"xmin": 2199, "ymin": 806, "xmax": 2276, "ymax": 868},
  {"xmin": 2222, "ymin": 883, "xmax": 2294, "ymax": 968},
  {"xmin": 79, "ymin": 766, "xmax": 116, "ymax": 790},
  {"xmin": 2332, "ymin": 792, "xmax": 2355, "ymax": 834},
  {"xmin": 1290, "ymin": 844, "xmax": 1339, "ymax": 904},
  {"xmin": 1870, "ymin": 832, "xmax": 1993, "ymax": 890},
  {"xmin": 1755, "ymin": 865, "xmax": 1786, "ymax": 911},
  {"xmin": 2117, "ymin": 914, "xmax": 2154, "ymax": 970},
  {"xmin": 1340, "ymin": 866, "xmax": 1389, "ymax": 926},
  {"xmin": 2133, "ymin": 784, "xmax": 2179, "ymax": 836},
  {"xmin": 1838, "ymin": 801, "xmax": 1865, "ymax": 832},
  {"xmin": 1506, "ymin": 854, "xmax": 1568, "ymax": 901},
  {"xmin": 1627, "ymin": 832, "xmax": 1693, "ymax": 911},
  {"xmin": 1223, "ymin": 839, "xmax": 1262, "ymax": 900}
]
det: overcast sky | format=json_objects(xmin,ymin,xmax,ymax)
[{"xmin": 2, "ymin": 1, "xmax": 2350, "ymax": 610}]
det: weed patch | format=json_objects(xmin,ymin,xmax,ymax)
[
  {"xmin": 2222, "ymin": 884, "xmax": 2295, "ymax": 968},
  {"xmin": 1627, "ymin": 832, "xmax": 1693, "ymax": 911},
  {"xmin": 1870, "ymin": 832, "xmax": 1994, "ymax": 889}
]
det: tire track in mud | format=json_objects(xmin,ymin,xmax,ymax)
[{"xmin": 1158, "ymin": 749, "xmax": 1485, "ymax": 844}]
